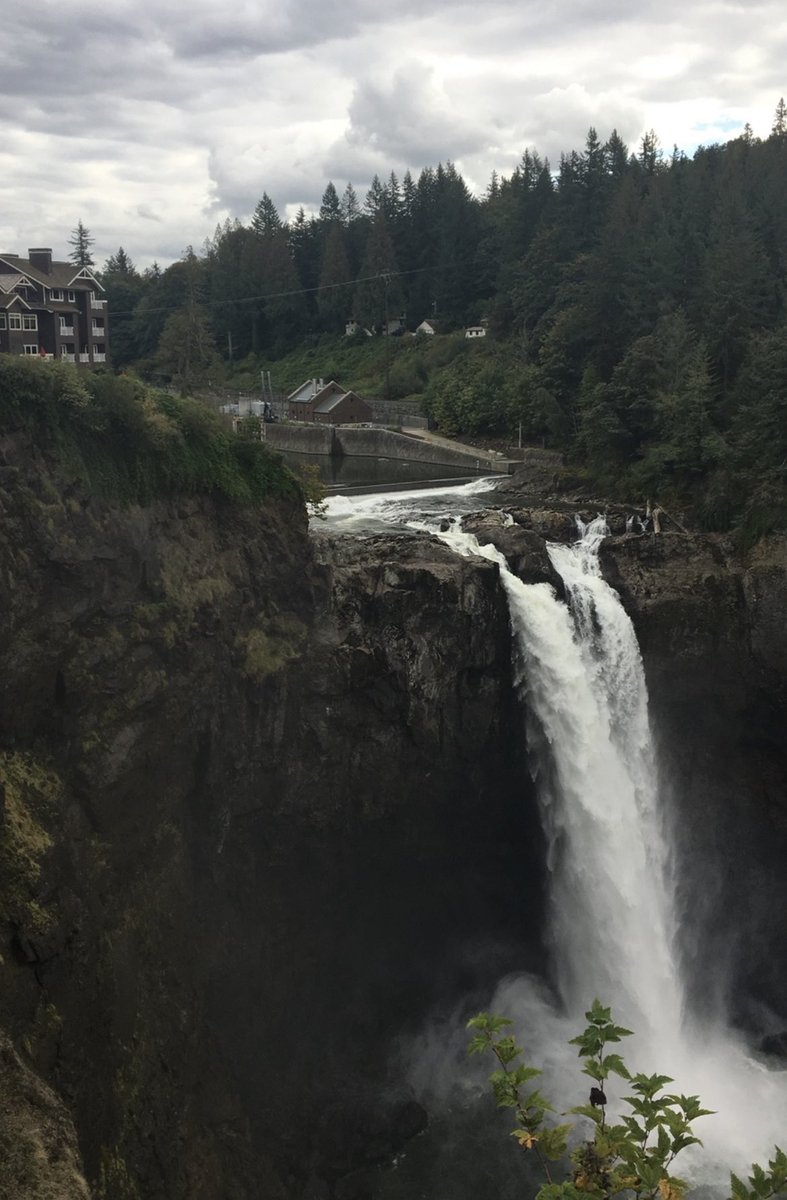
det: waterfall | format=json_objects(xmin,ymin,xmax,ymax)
[
  {"xmin": 437, "ymin": 514, "xmax": 787, "ymax": 1184},
  {"xmin": 323, "ymin": 486, "xmax": 787, "ymax": 1182},
  {"xmin": 439, "ymin": 519, "xmax": 681, "ymax": 1036}
]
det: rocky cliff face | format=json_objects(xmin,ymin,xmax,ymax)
[
  {"xmin": 0, "ymin": 435, "xmax": 543, "ymax": 1199},
  {"xmin": 3, "ymin": 435, "xmax": 786, "ymax": 1200}
]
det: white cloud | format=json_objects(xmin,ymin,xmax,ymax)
[{"xmin": 0, "ymin": 0, "xmax": 784, "ymax": 268}]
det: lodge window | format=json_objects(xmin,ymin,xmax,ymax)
[
  {"xmin": 22, "ymin": 314, "xmax": 38, "ymax": 331},
  {"xmin": 50, "ymin": 289, "xmax": 64, "ymax": 301},
  {"xmin": 23, "ymin": 344, "xmax": 39, "ymax": 355},
  {"xmin": 8, "ymin": 313, "xmax": 22, "ymax": 330},
  {"xmin": 0, "ymin": 314, "xmax": 6, "ymax": 329},
  {"xmin": 67, "ymin": 291, "xmax": 76, "ymax": 302}
]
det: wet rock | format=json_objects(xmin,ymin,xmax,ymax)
[{"xmin": 461, "ymin": 512, "xmax": 564, "ymax": 594}]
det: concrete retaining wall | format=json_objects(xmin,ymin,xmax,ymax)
[
  {"xmin": 264, "ymin": 422, "xmax": 510, "ymax": 473},
  {"xmin": 265, "ymin": 424, "xmax": 335, "ymax": 455},
  {"xmin": 335, "ymin": 427, "xmax": 498, "ymax": 471}
]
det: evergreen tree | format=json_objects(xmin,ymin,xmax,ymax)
[
  {"xmin": 103, "ymin": 246, "xmax": 136, "ymax": 276},
  {"xmin": 289, "ymin": 207, "xmax": 320, "ymax": 295},
  {"xmin": 319, "ymin": 182, "xmax": 342, "ymax": 225},
  {"xmin": 364, "ymin": 175, "xmax": 386, "ymax": 218},
  {"xmin": 251, "ymin": 193, "xmax": 282, "ymax": 238},
  {"xmin": 341, "ymin": 183, "xmax": 361, "ymax": 225},
  {"xmin": 639, "ymin": 129, "xmax": 663, "ymax": 175},
  {"xmin": 771, "ymin": 97, "xmax": 786, "ymax": 139},
  {"xmin": 68, "ymin": 220, "xmax": 95, "ymax": 268},
  {"xmin": 318, "ymin": 222, "xmax": 353, "ymax": 331},
  {"xmin": 353, "ymin": 212, "xmax": 402, "ymax": 328}
]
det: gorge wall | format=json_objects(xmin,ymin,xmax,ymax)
[
  {"xmin": 601, "ymin": 530, "xmax": 787, "ymax": 1031},
  {"xmin": 2, "ymin": 438, "xmax": 786, "ymax": 1199},
  {"xmin": 0, "ymin": 435, "xmax": 542, "ymax": 1199}
]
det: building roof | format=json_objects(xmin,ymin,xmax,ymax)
[
  {"xmin": 0, "ymin": 273, "xmax": 36, "ymax": 293},
  {"xmin": 314, "ymin": 390, "xmax": 368, "ymax": 414},
  {"xmin": 0, "ymin": 292, "xmax": 31, "ymax": 311},
  {"xmin": 0, "ymin": 254, "xmax": 104, "ymax": 291},
  {"xmin": 288, "ymin": 378, "xmax": 343, "ymax": 404}
]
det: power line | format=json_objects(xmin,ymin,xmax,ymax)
[{"xmin": 107, "ymin": 264, "xmax": 436, "ymax": 318}]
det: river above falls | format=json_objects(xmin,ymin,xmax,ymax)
[{"xmin": 316, "ymin": 475, "xmax": 501, "ymax": 534}]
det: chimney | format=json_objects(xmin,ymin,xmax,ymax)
[{"xmin": 28, "ymin": 248, "xmax": 53, "ymax": 274}]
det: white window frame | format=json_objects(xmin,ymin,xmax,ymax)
[
  {"xmin": 67, "ymin": 290, "xmax": 76, "ymax": 302},
  {"xmin": 22, "ymin": 314, "xmax": 38, "ymax": 331},
  {"xmin": 8, "ymin": 313, "xmax": 22, "ymax": 330},
  {"xmin": 50, "ymin": 288, "xmax": 65, "ymax": 301},
  {"xmin": 23, "ymin": 344, "xmax": 39, "ymax": 355}
]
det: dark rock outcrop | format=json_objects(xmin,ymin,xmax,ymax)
[{"xmin": 461, "ymin": 510, "xmax": 565, "ymax": 593}]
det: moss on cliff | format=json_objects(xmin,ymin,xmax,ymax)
[
  {"xmin": 239, "ymin": 613, "xmax": 308, "ymax": 680},
  {"xmin": 0, "ymin": 752, "xmax": 59, "ymax": 934}
]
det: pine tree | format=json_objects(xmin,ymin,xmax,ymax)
[
  {"xmin": 319, "ymin": 182, "xmax": 342, "ymax": 224},
  {"xmin": 251, "ymin": 193, "xmax": 282, "ymax": 238},
  {"xmin": 364, "ymin": 175, "xmax": 386, "ymax": 218},
  {"xmin": 68, "ymin": 220, "xmax": 95, "ymax": 267},
  {"xmin": 103, "ymin": 247, "xmax": 136, "ymax": 276},
  {"xmin": 318, "ymin": 222, "xmax": 352, "ymax": 331},
  {"xmin": 771, "ymin": 97, "xmax": 787, "ymax": 139},
  {"xmin": 341, "ymin": 183, "xmax": 361, "ymax": 225}
]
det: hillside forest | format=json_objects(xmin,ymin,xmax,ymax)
[{"xmin": 94, "ymin": 103, "xmax": 787, "ymax": 537}]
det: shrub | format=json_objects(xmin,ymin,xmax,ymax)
[{"xmin": 469, "ymin": 1001, "xmax": 787, "ymax": 1200}]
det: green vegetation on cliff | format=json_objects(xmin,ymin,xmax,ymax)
[{"xmin": 0, "ymin": 357, "xmax": 300, "ymax": 507}]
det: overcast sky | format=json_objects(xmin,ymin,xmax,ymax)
[{"xmin": 1, "ymin": 1, "xmax": 784, "ymax": 271}]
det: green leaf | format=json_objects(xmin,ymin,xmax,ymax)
[
  {"xmin": 603, "ymin": 1053, "xmax": 631, "ymax": 1079},
  {"xmin": 540, "ymin": 1123, "xmax": 573, "ymax": 1160},
  {"xmin": 568, "ymin": 1104, "xmax": 603, "ymax": 1125}
]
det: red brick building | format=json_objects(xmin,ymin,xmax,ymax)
[{"xmin": 0, "ymin": 248, "xmax": 108, "ymax": 366}]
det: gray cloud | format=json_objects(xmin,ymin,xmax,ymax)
[{"xmin": 0, "ymin": 0, "xmax": 784, "ymax": 268}]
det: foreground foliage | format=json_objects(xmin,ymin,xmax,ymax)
[
  {"xmin": 469, "ymin": 1001, "xmax": 787, "ymax": 1200},
  {"xmin": 0, "ymin": 358, "xmax": 300, "ymax": 508}
]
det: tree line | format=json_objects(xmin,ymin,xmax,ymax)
[{"xmin": 81, "ymin": 97, "xmax": 787, "ymax": 534}]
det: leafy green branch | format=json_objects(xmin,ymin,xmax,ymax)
[{"xmin": 468, "ymin": 999, "xmax": 785, "ymax": 1200}]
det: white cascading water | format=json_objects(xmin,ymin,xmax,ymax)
[{"xmin": 321, "ymin": 488, "xmax": 787, "ymax": 1184}]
